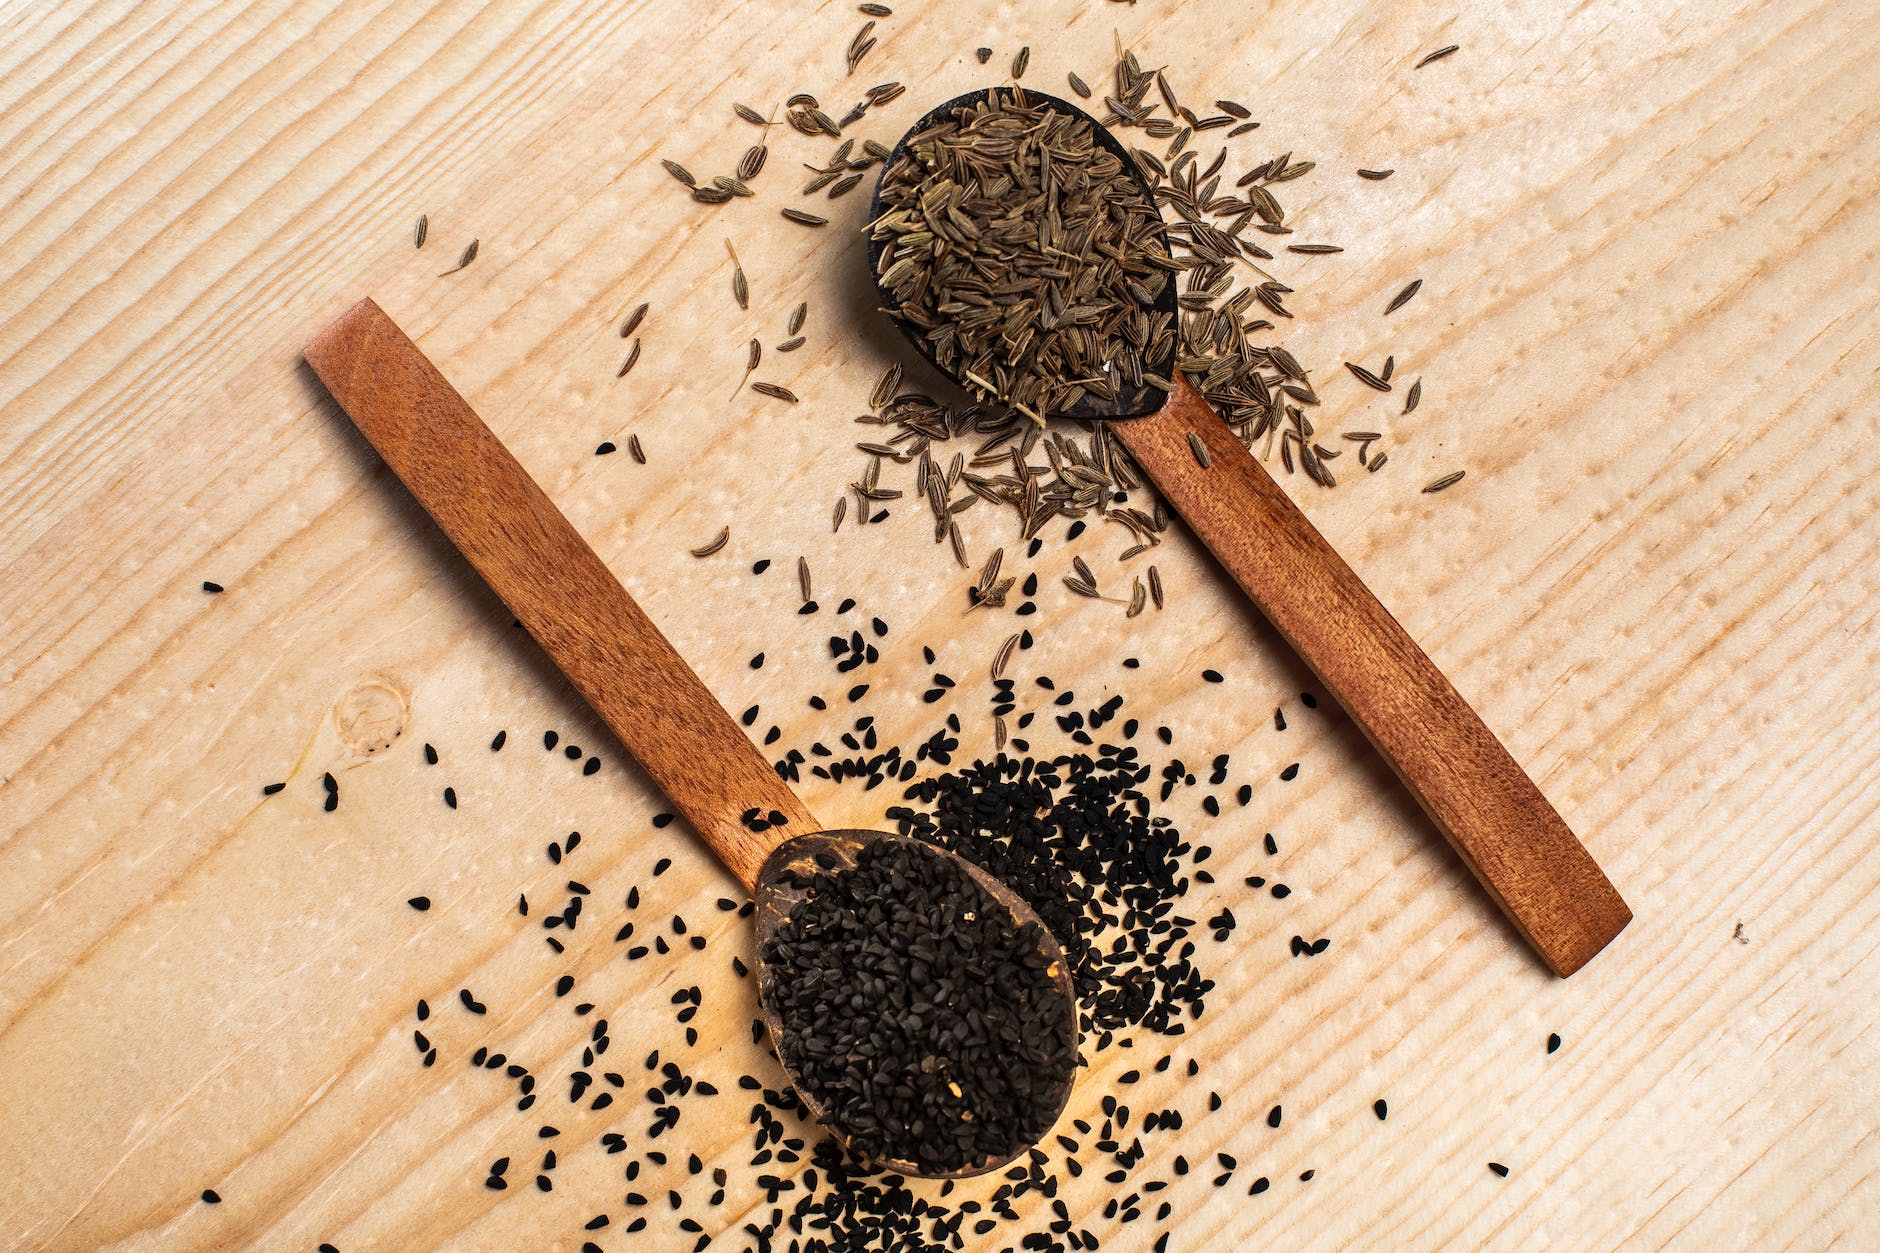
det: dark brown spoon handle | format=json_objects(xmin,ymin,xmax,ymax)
[
  {"xmin": 1111, "ymin": 377, "xmax": 1630, "ymax": 976},
  {"xmin": 305, "ymin": 298, "xmax": 814, "ymax": 891}
]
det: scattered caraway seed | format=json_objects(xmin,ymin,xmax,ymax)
[
  {"xmin": 1422, "ymin": 470, "xmax": 1466, "ymax": 493},
  {"xmin": 847, "ymin": 21, "xmax": 877, "ymax": 74},
  {"xmin": 751, "ymin": 382, "xmax": 798, "ymax": 403},
  {"xmin": 620, "ymin": 302, "xmax": 649, "ymax": 337},
  {"xmin": 1345, "ymin": 361, "xmax": 1392, "ymax": 391},
  {"xmin": 1385, "ymin": 278, "xmax": 1423, "ymax": 314},
  {"xmin": 413, "ymin": 215, "xmax": 427, "ymax": 248},
  {"xmin": 1287, "ymin": 243, "xmax": 1343, "ymax": 254},
  {"xmin": 1187, "ymin": 431, "xmax": 1211, "ymax": 468},
  {"xmin": 1416, "ymin": 44, "xmax": 1460, "ymax": 68},
  {"xmin": 734, "ymin": 102, "xmax": 770, "ymax": 126},
  {"xmin": 627, "ymin": 434, "xmax": 645, "ymax": 463},
  {"xmin": 617, "ymin": 339, "xmax": 641, "ymax": 377},
  {"xmin": 689, "ymin": 527, "xmax": 730, "ymax": 557},
  {"xmin": 860, "ymin": 2, "xmax": 891, "ymax": 13},
  {"xmin": 662, "ymin": 159, "xmax": 696, "ymax": 186},
  {"xmin": 781, "ymin": 208, "xmax": 828, "ymax": 226},
  {"xmin": 1404, "ymin": 377, "xmax": 1422, "ymax": 412},
  {"xmin": 725, "ymin": 240, "xmax": 749, "ymax": 309},
  {"xmin": 1012, "ymin": 45, "xmax": 1030, "ymax": 79},
  {"xmin": 1068, "ymin": 70, "xmax": 1091, "ymax": 98},
  {"xmin": 438, "ymin": 239, "xmax": 478, "ymax": 276},
  {"xmin": 1358, "ymin": 167, "xmax": 1395, "ymax": 179}
]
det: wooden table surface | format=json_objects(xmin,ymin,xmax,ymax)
[{"xmin": 2, "ymin": 0, "xmax": 1875, "ymax": 1248}]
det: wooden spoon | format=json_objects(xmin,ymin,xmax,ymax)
[
  {"xmin": 869, "ymin": 89, "xmax": 1630, "ymax": 977},
  {"xmin": 304, "ymin": 297, "xmax": 1076, "ymax": 1178}
]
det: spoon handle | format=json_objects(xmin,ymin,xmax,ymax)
[
  {"xmin": 1111, "ymin": 378, "xmax": 1630, "ymax": 976},
  {"xmin": 305, "ymin": 298, "xmax": 815, "ymax": 891}
]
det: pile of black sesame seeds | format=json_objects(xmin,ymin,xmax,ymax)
[
  {"xmin": 759, "ymin": 837, "xmax": 1077, "ymax": 1175},
  {"xmin": 338, "ymin": 552, "xmax": 1318, "ymax": 1253}
]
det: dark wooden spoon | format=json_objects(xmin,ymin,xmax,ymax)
[
  {"xmin": 305, "ymin": 298, "xmax": 1076, "ymax": 1178},
  {"xmin": 868, "ymin": 89, "xmax": 1630, "ymax": 977}
]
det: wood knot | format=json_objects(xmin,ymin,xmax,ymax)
[{"xmin": 334, "ymin": 676, "xmax": 408, "ymax": 755}]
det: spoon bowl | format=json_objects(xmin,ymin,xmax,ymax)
[
  {"xmin": 753, "ymin": 827, "xmax": 1078, "ymax": 1179},
  {"xmin": 865, "ymin": 86, "xmax": 1179, "ymax": 422}
]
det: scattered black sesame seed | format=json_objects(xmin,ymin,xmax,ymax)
[
  {"xmin": 201, "ymin": 581, "xmax": 224, "ymax": 594},
  {"xmin": 407, "ymin": 896, "xmax": 430, "ymax": 912}
]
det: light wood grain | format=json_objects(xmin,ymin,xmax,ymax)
[
  {"xmin": 304, "ymin": 297, "xmax": 815, "ymax": 891},
  {"xmin": 1, "ymin": 0, "xmax": 1876, "ymax": 1250},
  {"xmin": 1115, "ymin": 381, "xmax": 1631, "ymax": 976}
]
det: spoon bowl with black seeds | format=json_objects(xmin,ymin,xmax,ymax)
[
  {"xmin": 867, "ymin": 87, "xmax": 1631, "ymax": 978},
  {"xmin": 305, "ymin": 299, "xmax": 1078, "ymax": 1178}
]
